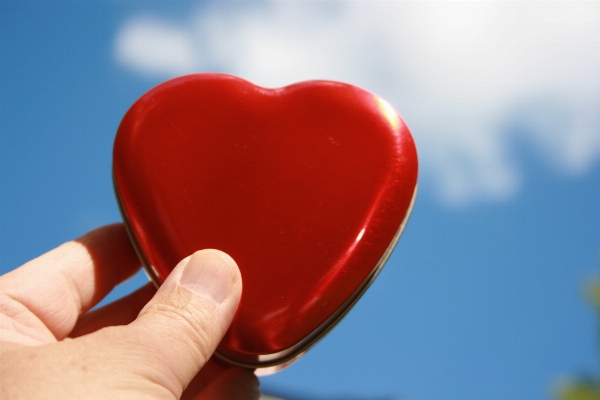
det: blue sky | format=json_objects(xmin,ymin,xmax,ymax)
[{"xmin": 1, "ymin": 1, "xmax": 599, "ymax": 399}]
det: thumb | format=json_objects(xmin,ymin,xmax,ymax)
[{"xmin": 126, "ymin": 249, "xmax": 242, "ymax": 396}]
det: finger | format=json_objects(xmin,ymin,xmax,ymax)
[
  {"xmin": 119, "ymin": 249, "xmax": 242, "ymax": 398},
  {"xmin": 190, "ymin": 367, "xmax": 260, "ymax": 400},
  {"xmin": 69, "ymin": 283, "xmax": 156, "ymax": 338},
  {"xmin": 0, "ymin": 224, "xmax": 141, "ymax": 342}
]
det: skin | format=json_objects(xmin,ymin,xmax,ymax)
[{"xmin": 0, "ymin": 223, "xmax": 260, "ymax": 399}]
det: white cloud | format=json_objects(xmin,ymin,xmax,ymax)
[
  {"xmin": 114, "ymin": 1, "xmax": 600, "ymax": 205},
  {"xmin": 115, "ymin": 17, "xmax": 196, "ymax": 77}
]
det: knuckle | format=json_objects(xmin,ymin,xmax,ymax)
[{"xmin": 144, "ymin": 292, "xmax": 216, "ymax": 358}]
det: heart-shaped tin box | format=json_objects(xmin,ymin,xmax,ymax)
[{"xmin": 113, "ymin": 73, "xmax": 418, "ymax": 374}]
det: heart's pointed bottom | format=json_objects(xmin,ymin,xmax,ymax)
[{"xmin": 120, "ymin": 184, "xmax": 417, "ymax": 373}]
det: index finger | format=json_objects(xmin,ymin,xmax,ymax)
[{"xmin": 0, "ymin": 224, "xmax": 142, "ymax": 342}]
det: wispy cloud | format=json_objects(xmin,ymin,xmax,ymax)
[{"xmin": 114, "ymin": 1, "xmax": 600, "ymax": 205}]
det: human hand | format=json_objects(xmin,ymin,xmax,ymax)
[{"xmin": 0, "ymin": 224, "xmax": 259, "ymax": 399}]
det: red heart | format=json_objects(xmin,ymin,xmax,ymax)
[{"xmin": 113, "ymin": 73, "xmax": 417, "ymax": 372}]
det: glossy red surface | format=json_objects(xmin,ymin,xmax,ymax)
[{"xmin": 113, "ymin": 74, "xmax": 418, "ymax": 367}]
